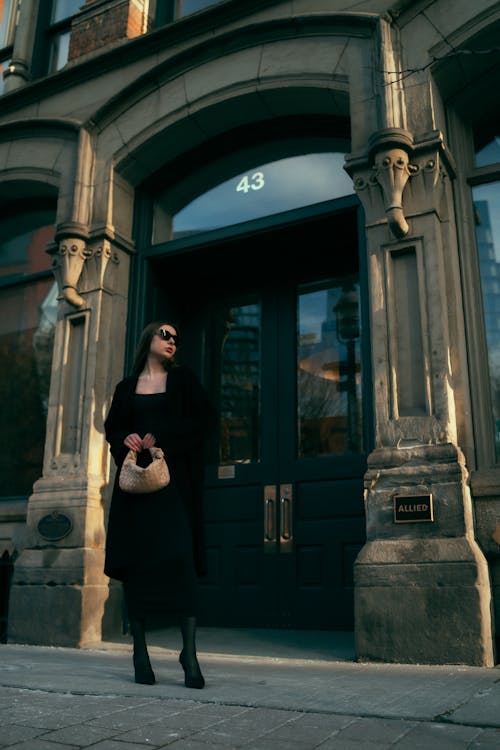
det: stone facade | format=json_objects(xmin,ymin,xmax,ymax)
[{"xmin": 0, "ymin": 0, "xmax": 498, "ymax": 664}]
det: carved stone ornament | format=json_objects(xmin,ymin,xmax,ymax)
[
  {"xmin": 372, "ymin": 147, "xmax": 418, "ymax": 239},
  {"xmin": 48, "ymin": 237, "xmax": 92, "ymax": 308},
  {"xmin": 87, "ymin": 240, "xmax": 120, "ymax": 291}
]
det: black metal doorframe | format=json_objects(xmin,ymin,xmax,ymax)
[{"xmin": 127, "ymin": 196, "xmax": 373, "ymax": 629}]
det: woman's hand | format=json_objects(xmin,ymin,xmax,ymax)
[
  {"xmin": 142, "ymin": 432, "xmax": 156, "ymax": 449},
  {"xmin": 124, "ymin": 433, "xmax": 143, "ymax": 451}
]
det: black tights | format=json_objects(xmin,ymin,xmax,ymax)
[
  {"xmin": 179, "ymin": 615, "xmax": 205, "ymax": 687},
  {"xmin": 129, "ymin": 615, "xmax": 204, "ymax": 688},
  {"xmin": 129, "ymin": 617, "xmax": 155, "ymax": 685}
]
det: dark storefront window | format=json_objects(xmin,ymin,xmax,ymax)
[
  {"xmin": 0, "ymin": 206, "xmax": 57, "ymax": 498},
  {"xmin": 472, "ymin": 132, "xmax": 500, "ymax": 460}
]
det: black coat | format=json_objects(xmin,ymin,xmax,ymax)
[{"xmin": 104, "ymin": 365, "xmax": 216, "ymax": 580}]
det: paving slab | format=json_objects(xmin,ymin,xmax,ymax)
[{"xmin": 0, "ymin": 628, "xmax": 499, "ymax": 749}]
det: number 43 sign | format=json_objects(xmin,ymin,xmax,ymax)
[{"xmin": 236, "ymin": 171, "xmax": 265, "ymax": 193}]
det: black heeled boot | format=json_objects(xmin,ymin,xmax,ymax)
[
  {"xmin": 129, "ymin": 618, "xmax": 155, "ymax": 685},
  {"xmin": 179, "ymin": 616, "xmax": 205, "ymax": 689}
]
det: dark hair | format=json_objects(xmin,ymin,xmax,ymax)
[{"xmin": 131, "ymin": 321, "xmax": 180, "ymax": 378}]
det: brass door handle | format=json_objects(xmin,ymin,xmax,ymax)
[
  {"xmin": 263, "ymin": 484, "xmax": 293, "ymax": 553},
  {"xmin": 279, "ymin": 483, "xmax": 293, "ymax": 553},
  {"xmin": 280, "ymin": 497, "xmax": 291, "ymax": 539},
  {"xmin": 265, "ymin": 498, "xmax": 275, "ymax": 541},
  {"xmin": 263, "ymin": 485, "xmax": 277, "ymax": 553}
]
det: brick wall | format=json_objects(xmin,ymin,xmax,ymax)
[{"xmin": 68, "ymin": 0, "xmax": 148, "ymax": 62}]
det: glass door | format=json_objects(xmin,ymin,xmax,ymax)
[
  {"xmin": 199, "ymin": 274, "xmax": 366, "ymax": 628},
  {"xmin": 149, "ymin": 203, "xmax": 369, "ymax": 629}
]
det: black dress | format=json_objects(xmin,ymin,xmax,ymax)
[
  {"xmin": 104, "ymin": 366, "xmax": 216, "ymax": 629},
  {"xmin": 122, "ymin": 392, "xmax": 198, "ymax": 624}
]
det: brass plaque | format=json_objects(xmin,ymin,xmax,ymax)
[
  {"xmin": 393, "ymin": 494, "xmax": 433, "ymax": 523},
  {"xmin": 37, "ymin": 512, "xmax": 73, "ymax": 541},
  {"xmin": 218, "ymin": 465, "xmax": 235, "ymax": 479}
]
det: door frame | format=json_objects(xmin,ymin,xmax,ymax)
[
  {"xmin": 126, "ymin": 195, "xmax": 373, "ymax": 629},
  {"xmin": 130, "ymin": 193, "xmax": 372, "ymax": 456}
]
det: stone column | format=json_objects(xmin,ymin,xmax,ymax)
[
  {"xmin": 346, "ymin": 129, "xmax": 495, "ymax": 666},
  {"xmin": 7, "ymin": 227, "xmax": 132, "ymax": 647}
]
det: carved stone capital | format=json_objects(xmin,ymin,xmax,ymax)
[
  {"xmin": 84, "ymin": 239, "xmax": 120, "ymax": 291},
  {"xmin": 346, "ymin": 128, "xmax": 420, "ymax": 239},
  {"xmin": 47, "ymin": 237, "xmax": 92, "ymax": 308},
  {"xmin": 371, "ymin": 147, "xmax": 418, "ymax": 239},
  {"xmin": 368, "ymin": 130, "xmax": 417, "ymax": 239},
  {"xmin": 403, "ymin": 144, "xmax": 454, "ymax": 218}
]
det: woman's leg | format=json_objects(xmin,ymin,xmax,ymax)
[
  {"xmin": 129, "ymin": 617, "xmax": 155, "ymax": 685},
  {"xmin": 123, "ymin": 580, "xmax": 155, "ymax": 685},
  {"xmin": 179, "ymin": 615, "xmax": 205, "ymax": 688}
]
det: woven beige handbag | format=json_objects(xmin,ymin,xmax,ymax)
[{"xmin": 119, "ymin": 447, "xmax": 170, "ymax": 494}]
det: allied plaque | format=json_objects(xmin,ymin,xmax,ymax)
[
  {"xmin": 37, "ymin": 511, "xmax": 73, "ymax": 541},
  {"xmin": 393, "ymin": 494, "xmax": 433, "ymax": 523}
]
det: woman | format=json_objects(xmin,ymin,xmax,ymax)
[{"xmin": 104, "ymin": 321, "xmax": 216, "ymax": 688}]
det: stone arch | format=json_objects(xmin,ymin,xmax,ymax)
[
  {"xmin": 0, "ymin": 120, "xmax": 80, "ymax": 224},
  {"xmin": 94, "ymin": 83, "xmax": 352, "ymax": 243},
  {"xmin": 85, "ymin": 17, "xmax": 379, "ymax": 244},
  {"xmin": 142, "ymin": 116, "xmax": 352, "ymax": 225}
]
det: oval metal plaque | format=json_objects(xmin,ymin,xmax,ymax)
[{"xmin": 37, "ymin": 512, "xmax": 73, "ymax": 541}]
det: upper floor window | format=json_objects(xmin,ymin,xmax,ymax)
[
  {"xmin": 32, "ymin": 0, "xmax": 81, "ymax": 77},
  {"xmin": 47, "ymin": 0, "xmax": 82, "ymax": 73},
  {"xmin": 0, "ymin": 0, "xmax": 20, "ymax": 95},
  {"xmin": 152, "ymin": 151, "xmax": 354, "ymax": 244},
  {"xmin": 154, "ymin": 0, "xmax": 224, "ymax": 25},
  {"xmin": 0, "ymin": 0, "xmax": 18, "ymax": 47}
]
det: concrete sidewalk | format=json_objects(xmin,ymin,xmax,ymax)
[{"xmin": 0, "ymin": 628, "xmax": 499, "ymax": 748}]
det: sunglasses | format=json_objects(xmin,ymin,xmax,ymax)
[{"xmin": 156, "ymin": 329, "xmax": 179, "ymax": 345}]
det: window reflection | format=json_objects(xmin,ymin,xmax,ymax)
[
  {"xmin": 475, "ymin": 135, "xmax": 500, "ymax": 168},
  {"xmin": 216, "ymin": 303, "xmax": 261, "ymax": 465},
  {"xmin": 51, "ymin": 0, "xmax": 82, "ymax": 24},
  {"xmin": 0, "ymin": 0, "xmax": 19, "ymax": 97},
  {"xmin": 0, "ymin": 209, "xmax": 56, "ymax": 497},
  {"xmin": 49, "ymin": 30, "xmax": 71, "ymax": 72},
  {"xmin": 298, "ymin": 279, "xmax": 362, "ymax": 457},
  {"xmin": 0, "ymin": 61, "xmax": 6, "ymax": 95},
  {"xmin": 177, "ymin": 0, "xmax": 221, "ymax": 16},
  {"xmin": 48, "ymin": 0, "xmax": 82, "ymax": 73},
  {"xmin": 473, "ymin": 182, "xmax": 500, "ymax": 459},
  {"xmin": 0, "ymin": 0, "xmax": 18, "ymax": 48},
  {"xmin": 153, "ymin": 152, "xmax": 353, "ymax": 244},
  {"xmin": 0, "ymin": 212, "xmax": 55, "ymax": 276},
  {"xmin": 153, "ymin": 0, "xmax": 223, "ymax": 26}
]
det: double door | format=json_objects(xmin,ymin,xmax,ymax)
[{"xmin": 152, "ymin": 205, "xmax": 370, "ymax": 629}]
